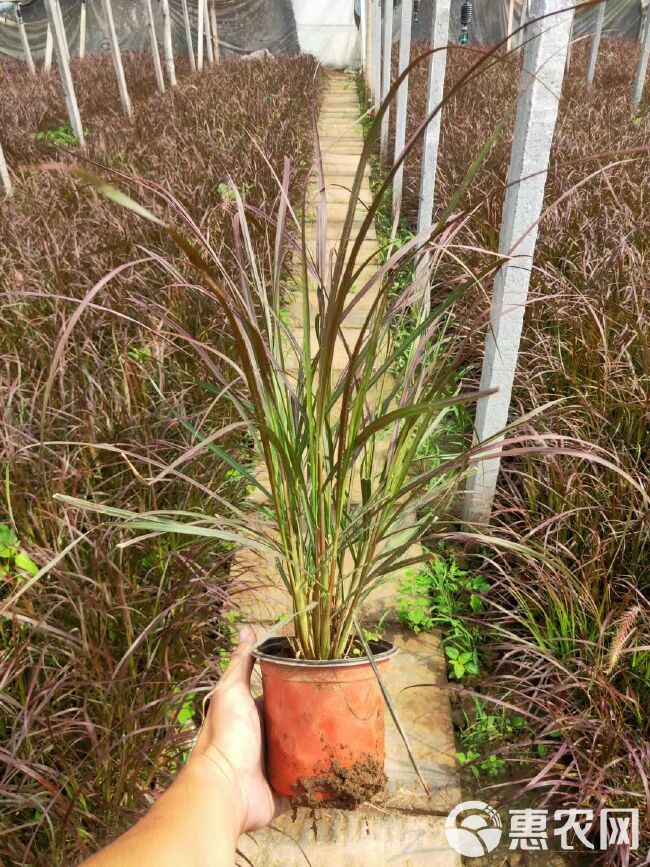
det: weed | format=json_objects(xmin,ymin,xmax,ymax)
[{"xmin": 35, "ymin": 124, "xmax": 83, "ymax": 147}]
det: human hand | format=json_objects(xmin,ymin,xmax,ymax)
[{"xmin": 188, "ymin": 624, "xmax": 288, "ymax": 835}]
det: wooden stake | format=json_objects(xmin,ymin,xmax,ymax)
[
  {"xmin": 415, "ymin": 0, "xmax": 451, "ymax": 303},
  {"xmin": 586, "ymin": 0, "xmax": 605, "ymax": 89},
  {"xmin": 204, "ymin": 0, "xmax": 214, "ymax": 64},
  {"xmin": 380, "ymin": 0, "xmax": 394, "ymax": 164},
  {"xmin": 43, "ymin": 0, "xmax": 84, "ymax": 145},
  {"xmin": 392, "ymin": 0, "xmax": 413, "ymax": 226},
  {"xmin": 14, "ymin": 2, "xmax": 36, "ymax": 75},
  {"xmin": 145, "ymin": 0, "xmax": 165, "ymax": 92},
  {"xmin": 79, "ymin": 0, "xmax": 87, "ymax": 60},
  {"xmin": 0, "ymin": 139, "xmax": 13, "ymax": 198},
  {"xmin": 371, "ymin": 0, "xmax": 382, "ymax": 107},
  {"xmin": 632, "ymin": 6, "xmax": 650, "ymax": 108},
  {"xmin": 462, "ymin": 0, "xmax": 574, "ymax": 528},
  {"xmin": 197, "ymin": 0, "xmax": 204, "ymax": 70},
  {"xmin": 101, "ymin": 0, "xmax": 132, "ymax": 117},
  {"xmin": 160, "ymin": 0, "xmax": 177, "ymax": 86},
  {"xmin": 180, "ymin": 0, "xmax": 196, "ymax": 71},
  {"xmin": 44, "ymin": 24, "xmax": 53, "ymax": 71},
  {"xmin": 209, "ymin": 0, "xmax": 220, "ymax": 62}
]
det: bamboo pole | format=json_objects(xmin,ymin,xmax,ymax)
[
  {"xmin": 0, "ymin": 140, "xmax": 12, "ymax": 198},
  {"xmin": 209, "ymin": 0, "xmax": 220, "ymax": 62},
  {"xmin": 43, "ymin": 0, "xmax": 84, "ymax": 145},
  {"xmin": 145, "ymin": 0, "xmax": 165, "ymax": 92},
  {"xmin": 14, "ymin": 2, "xmax": 36, "ymax": 75},
  {"xmin": 44, "ymin": 24, "xmax": 53, "ymax": 71},
  {"xmin": 392, "ymin": 0, "xmax": 414, "ymax": 226},
  {"xmin": 160, "ymin": 0, "xmax": 177, "ymax": 86},
  {"xmin": 204, "ymin": 0, "xmax": 214, "ymax": 64},
  {"xmin": 197, "ymin": 0, "xmax": 204, "ymax": 70},
  {"xmin": 79, "ymin": 0, "xmax": 87, "ymax": 59},
  {"xmin": 101, "ymin": 0, "xmax": 132, "ymax": 117},
  {"xmin": 379, "ymin": 0, "xmax": 393, "ymax": 164},
  {"xmin": 180, "ymin": 0, "xmax": 196, "ymax": 71}
]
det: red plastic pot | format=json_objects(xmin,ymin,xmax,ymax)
[{"xmin": 253, "ymin": 637, "xmax": 397, "ymax": 802}]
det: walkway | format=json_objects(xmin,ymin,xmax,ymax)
[{"xmin": 233, "ymin": 71, "xmax": 461, "ymax": 867}]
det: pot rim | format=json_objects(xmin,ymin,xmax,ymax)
[{"xmin": 252, "ymin": 636, "xmax": 398, "ymax": 668}]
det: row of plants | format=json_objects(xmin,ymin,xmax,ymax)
[
  {"xmin": 0, "ymin": 52, "xmax": 321, "ymax": 865},
  {"xmin": 392, "ymin": 37, "xmax": 649, "ymax": 862}
]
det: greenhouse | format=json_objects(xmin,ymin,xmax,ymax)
[{"xmin": 0, "ymin": 1, "xmax": 648, "ymax": 865}]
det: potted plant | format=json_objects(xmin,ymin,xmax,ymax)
[{"xmin": 47, "ymin": 67, "xmax": 498, "ymax": 806}]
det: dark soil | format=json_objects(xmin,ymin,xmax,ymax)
[
  {"xmin": 293, "ymin": 757, "xmax": 387, "ymax": 810},
  {"xmin": 257, "ymin": 636, "xmax": 392, "ymax": 661}
]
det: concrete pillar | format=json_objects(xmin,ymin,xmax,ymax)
[
  {"xmin": 197, "ymin": 0, "xmax": 205, "ymax": 70},
  {"xmin": 14, "ymin": 3, "xmax": 36, "ymax": 74},
  {"xmin": 392, "ymin": 0, "xmax": 414, "ymax": 226},
  {"xmin": 0, "ymin": 140, "xmax": 12, "ymax": 198},
  {"xmin": 517, "ymin": 0, "xmax": 529, "ymax": 48},
  {"xmin": 415, "ymin": 0, "xmax": 451, "ymax": 302},
  {"xmin": 79, "ymin": 0, "xmax": 87, "ymax": 60},
  {"xmin": 371, "ymin": 0, "xmax": 382, "ymax": 106},
  {"xmin": 204, "ymin": 0, "xmax": 214, "ymax": 64},
  {"xmin": 43, "ymin": 0, "xmax": 84, "ymax": 146},
  {"xmin": 632, "ymin": 6, "xmax": 650, "ymax": 108},
  {"xmin": 586, "ymin": 1, "xmax": 605, "ymax": 89},
  {"xmin": 209, "ymin": 0, "xmax": 220, "ymax": 62},
  {"xmin": 380, "ymin": 0, "xmax": 394, "ymax": 164},
  {"xmin": 462, "ymin": 0, "xmax": 574, "ymax": 527},
  {"xmin": 101, "ymin": 0, "xmax": 132, "ymax": 117},
  {"xmin": 160, "ymin": 0, "xmax": 177, "ymax": 86},
  {"xmin": 181, "ymin": 0, "xmax": 196, "ymax": 71},
  {"xmin": 506, "ymin": 0, "xmax": 515, "ymax": 52},
  {"xmin": 359, "ymin": 0, "xmax": 368, "ymax": 83},
  {"xmin": 54, "ymin": 0, "xmax": 69, "ymax": 63},
  {"xmin": 44, "ymin": 24, "xmax": 53, "ymax": 71},
  {"xmin": 145, "ymin": 0, "xmax": 165, "ymax": 92}
]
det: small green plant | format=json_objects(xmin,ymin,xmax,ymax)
[
  {"xmin": 397, "ymin": 557, "xmax": 489, "ymax": 634},
  {"xmin": 217, "ymin": 181, "xmax": 253, "ymax": 202},
  {"xmin": 127, "ymin": 343, "xmax": 152, "ymax": 362},
  {"xmin": 445, "ymin": 646, "xmax": 479, "ymax": 680},
  {"xmin": 351, "ymin": 613, "xmax": 391, "ymax": 655},
  {"xmin": 0, "ymin": 523, "xmax": 38, "ymax": 578},
  {"xmin": 35, "ymin": 124, "xmax": 82, "ymax": 147},
  {"xmin": 456, "ymin": 749, "xmax": 505, "ymax": 778},
  {"xmin": 456, "ymin": 699, "xmax": 526, "ymax": 778},
  {"xmin": 398, "ymin": 556, "xmax": 489, "ymax": 679}
]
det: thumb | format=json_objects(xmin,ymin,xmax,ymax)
[{"xmin": 221, "ymin": 624, "xmax": 256, "ymax": 687}]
